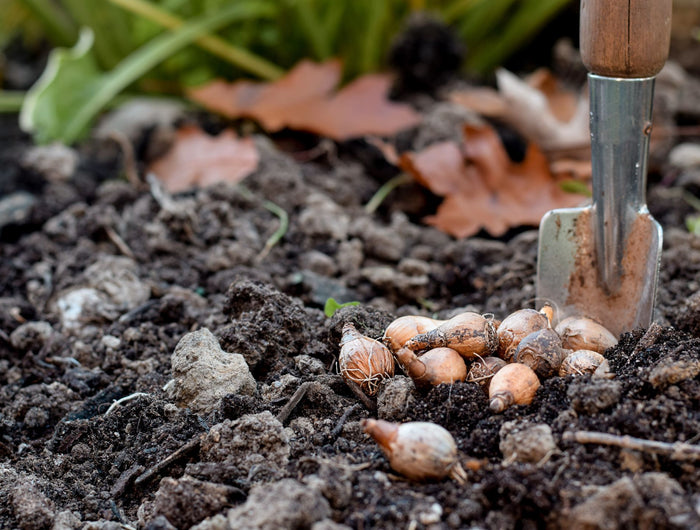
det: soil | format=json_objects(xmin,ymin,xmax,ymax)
[{"xmin": 2, "ymin": 38, "xmax": 700, "ymax": 530}]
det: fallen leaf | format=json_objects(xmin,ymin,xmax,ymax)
[
  {"xmin": 188, "ymin": 60, "xmax": 421, "ymax": 140},
  {"xmin": 448, "ymin": 87, "xmax": 509, "ymax": 118},
  {"xmin": 399, "ymin": 123, "xmax": 586, "ymax": 238},
  {"xmin": 450, "ymin": 68, "xmax": 590, "ymax": 154},
  {"xmin": 148, "ymin": 125, "xmax": 259, "ymax": 192}
]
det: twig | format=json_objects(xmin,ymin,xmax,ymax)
[
  {"xmin": 104, "ymin": 226, "xmax": 136, "ymax": 259},
  {"xmin": 105, "ymin": 393, "xmax": 151, "ymax": 415},
  {"xmin": 106, "ymin": 131, "xmax": 142, "ymax": 188},
  {"xmin": 563, "ymin": 431, "xmax": 700, "ymax": 461},
  {"xmin": 276, "ymin": 382, "xmax": 312, "ymax": 424},
  {"xmin": 629, "ymin": 322, "xmax": 663, "ymax": 358},
  {"xmin": 344, "ymin": 379, "xmax": 377, "ymax": 412},
  {"xmin": 146, "ymin": 172, "xmax": 177, "ymax": 212},
  {"xmin": 134, "ymin": 436, "xmax": 201, "ymax": 486},
  {"xmin": 331, "ymin": 403, "xmax": 361, "ymax": 438}
]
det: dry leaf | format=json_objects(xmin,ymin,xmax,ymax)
[
  {"xmin": 494, "ymin": 68, "xmax": 589, "ymax": 152},
  {"xmin": 448, "ymin": 87, "xmax": 508, "ymax": 118},
  {"xmin": 450, "ymin": 68, "xmax": 590, "ymax": 155},
  {"xmin": 148, "ymin": 125, "xmax": 259, "ymax": 192},
  {"xmin": 188, "ymin": 60, "xmax": 421, "ymax": 141},
  {"xmin": 399, "ymin": 123, "xmax": 586, "ymax": 238}
]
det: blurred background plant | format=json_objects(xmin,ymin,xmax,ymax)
[{"xmin": 0, "ymin": 0, "xmax": 573, "ymax": 141}]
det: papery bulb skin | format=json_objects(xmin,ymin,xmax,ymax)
[
  {"xmin": 513, "ymin": 328, "xmax": 564, "ymax": 379},
  {"xmin": 559, "ymin": 349, "xmax": 606, "ymax": 376},
  {"xmin": 395, "ymin": 347, "xmax": 466, "ymax": 387},
  {"xmin": 555, "ymin": 317, "xmax": 617, "ymax": 354},
  {"xmin": 488, "ymin": 363, "xmax": 540, "ymax": 413},
  {"xmin": 339, "ymin": 323, "xmax": 394, "ymax": 395},
  {"xmin": 361, "ymin": 419, "xmax": 466, "ymax": 483},
  {"xmin": 405, "ymin": 312, "xmax": 498, "ymax": 359},
  {"xmin": 467, "ymin": 356, "xmax": 507, "ymax": 392},
  {"xmin": 497, "ymin": 309, "xmax": 550, "ymax": 362},
  {"xmin": 383, "ymin": 315, "xmax": 444, "ymax": 353}
]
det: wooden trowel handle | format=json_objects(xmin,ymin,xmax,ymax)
[{"xmin": 580, "ymin": 0, "xmax": 672, "ymax": 78}]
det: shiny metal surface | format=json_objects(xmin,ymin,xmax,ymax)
[{"xmin": 589, "ymin": 74, "xmax": 655, "ymax": 294}]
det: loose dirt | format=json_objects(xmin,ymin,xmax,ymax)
[{"xmin": 1, "ymin": 87, "xmax": 700, "ymax": 530}]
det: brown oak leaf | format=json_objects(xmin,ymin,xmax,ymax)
[
  {"xmin": 399, "ymin": 123, "xmax": 586, "ymax": 238},
  {"xmin": 187, "ymin": 60, "xmax": 421, "ymax": 140},
  {"xmin": 148, "ymin": 125, "xmax": 259, "ymax": 192}
]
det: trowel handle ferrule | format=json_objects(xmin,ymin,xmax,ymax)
[{"xmin": 580, "ymin": 0, "xmax": 672, "ymax": 79}]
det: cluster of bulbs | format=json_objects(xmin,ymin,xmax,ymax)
[{"xmin": 338, "ymin": 307, "xmax": 618, "ymax": 481}]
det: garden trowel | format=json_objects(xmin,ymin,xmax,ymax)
[{"xmin": 536, "ymin": 0, "xmax": 672, "ymax": 336}]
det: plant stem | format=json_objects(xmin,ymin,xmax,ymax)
[
  {"xmin": 17, "ymin": 0, "xmax": 77, "ymax": 46},
  {"xmin": 0, "ymin": 91, "xmax": 25, "ymax": 113},
  {"xmin": 257, "ymin": 199, "xmax": 289, "ymax": 262},
  {"xmin": 364, "ymin": 173, "xmax": 413, "ymax": 214},
  {"xmin": 107, "ymin": 0, "xmax": 284, "ymax": 80}
]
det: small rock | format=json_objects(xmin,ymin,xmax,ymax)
[
  {"xmin": 499, "ymin": 421, "xmax": 557, "ymax": 464},
  {"xmin": 649, "ymin": 358, "xmax": 700, "ymax": 388},
  {"xmin": 298, "ymin": 193, "xmax": 349, "ymax": 241},
  {"xmin": 300, "ymin": 250, "xmax": 337, "ymax": 277},
  {"xmin": 9, "ymin": 321, "xmax": 56, "ymax": 352},
  {"xmin": 260, "ymin": 374, "xmax": 300, "ymax": 402},
  {"xmin": 190, "ymin": 514, "xmax": 228, "ymax": 530},
  {"xmin": 12, "ymin": 475, "xmax": 55, "ymax": 530},
  {"xmin": 22, "ymin": 143, "xmax": 78, "ymax": 181},
  {"xmin": 360, "ymin": 265, "xmax": 429, "ymax": 301},
  {"xmin": 226, "ymin": 479, "xmax": 331, "ymax": 530},
  {"xmin": 455, "ymin": 498, "xmax": 483, "ymax": 522},
  {"xmin": 335, "ymin": 239, "xmax": 364, "ymax": 274},
  {"xmin": 152, "ymin": 476, "xmax": 239, "ymax": 529},
  {"xmin": 293, "ymin": 355, "xmax": 326, "ymax": 375},
  {"xmin": 377, "ymin": 376, "xmax": 415, "ymax": 421},
  {"xmin": 669, "ymin": 142, "xmax": 700, "ymax": 169},
  {"xmin": 302, "ymin": 462, "xmax": 353, "ymax": 510},
  {"xmin": 169, "ymin": 328, "xmax": 256, "ymax": 414},
  {"xmin": 51, "ymin": 510, "xmax": 81, "ymax": 530},
  {"xmin": 351, "ymin": 217, "xmax": 405, "ymax": 262},
  {"xmin": 418, "ymin": 503, "xmax": 443, "ymax": 525},
  {"xmin": 674, "ymin": 291, "xmax": 700, "ymax": 337},
  {"xmin": 564, "ymin": 473, "xmax": 699, "ymax": 529},
  {"xmin": 567, "ymin": 378, "xmax": 621, "ymax": 415},
  {"xmin": 53, "ymin": 256, "xmax": 151, "ymax": 331},
  {"xmin": 143, "ymin": 515, "xmax": 177, "ymax": 530},
  {"xmin": 200, "ymin": 411, "xmax": 289, "ymax": 483},
  {"xmin": 0, "ymin": 192, "xmax": 36, "ymax": 230},
  {"xmin": 23, "ymin": 406, "xmax": 49, "ymax": 429}
]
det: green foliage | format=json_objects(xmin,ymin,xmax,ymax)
[
  {"xmin": 686, "ymin": 215, "xmax": 700, "ymax": 236},
  {"xmin": 5, "ymin": 0, "xmax": 573, "ymax": 142},
  {"xmin": 4, "ymin": 0, "xmax": 572, "ymax": 83},
  {"xmin": 20, "ymin": 3, "xmax": 274, "ymax": 143},
  {"xmin": 559, "ymin": 179, "xmax": 592, "ymax": 197},
  {"xmin": 324, "ymin": 298, "xmax": 360, "ymax": 318}
]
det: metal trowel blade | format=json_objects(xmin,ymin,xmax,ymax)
[{"xmin": 536, "ymin": 206, "xmax": 662, "ymax": 336}]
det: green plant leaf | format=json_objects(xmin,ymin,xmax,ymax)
[
  {"xmin": 558, "ymin": 179, "xmax": 592, "ymax": 197},
  {"xmin": 324, "ymin": 298, "xmax": 360, "ymax": 318},
  {"xmin": 20, "ymin": 2, "xmax": 274, "ymax": 144},
  {"xmin": 686, "ymin": 215, "xmax": 700, "ymax": 236}
]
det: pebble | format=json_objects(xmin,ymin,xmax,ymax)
[
  {"xmin": 499, "ymin": 421, "xmax": 557, "ymax": 464},
  {"xmin": 168, "ymin": 328, "xmax": 256, "ymax": 414},
  {"xmin": 377, "ymin": 376, "xmax": 415, "ymax": 421},
  {"xmin": 225, "ymin": 479, "xmax": 331, "ymax": 529}
]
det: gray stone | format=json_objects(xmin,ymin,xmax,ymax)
[{"xmin": 169, "ymin": 328, "xmax": 256, "ymax": 414}]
